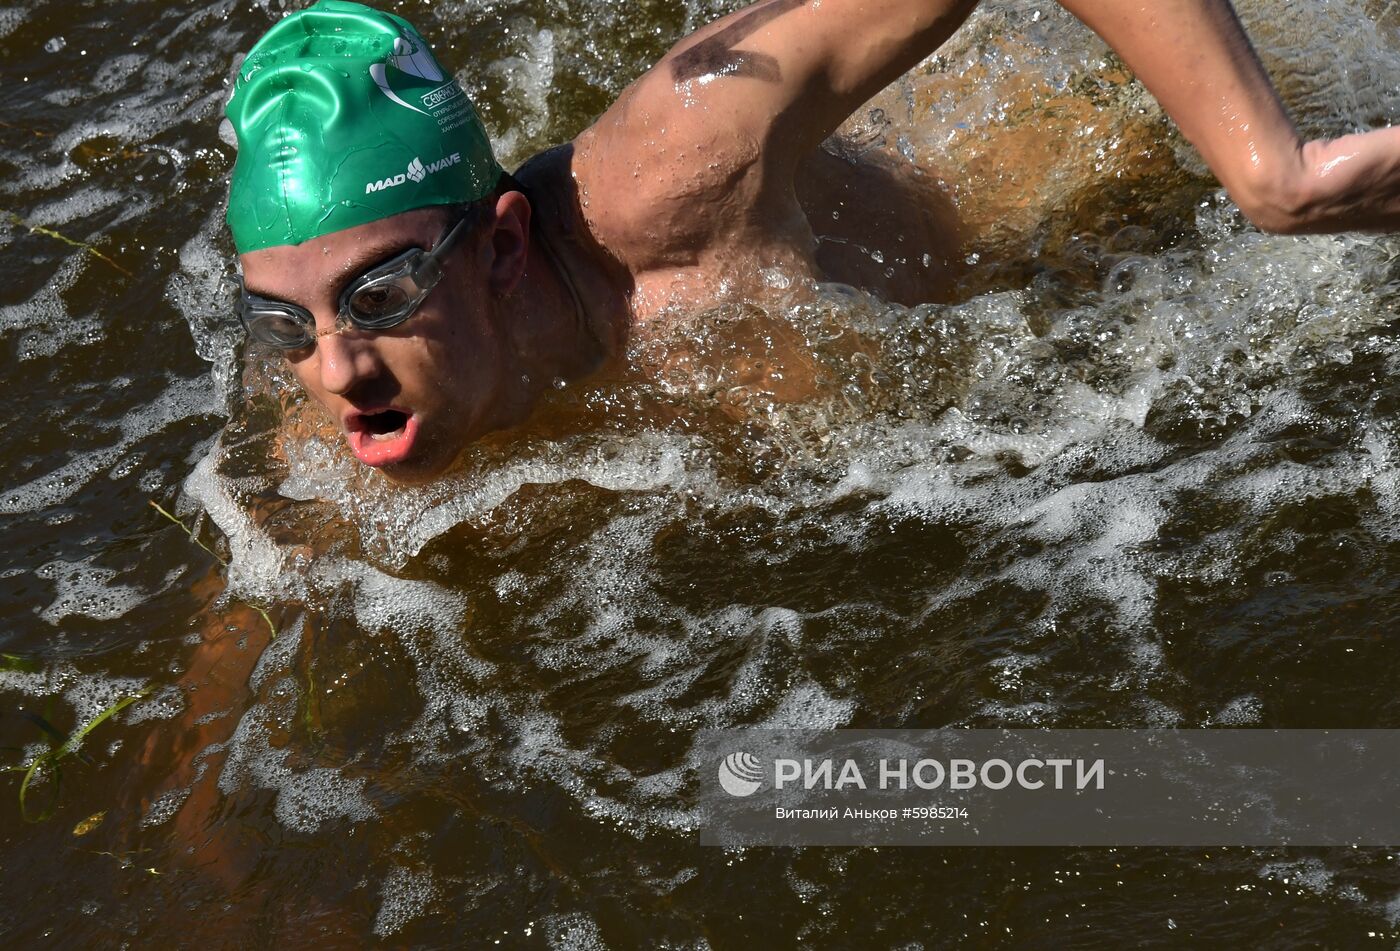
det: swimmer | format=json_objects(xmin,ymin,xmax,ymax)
[{"xmin": 226, "ymin": 0, "xmax": 1400, "ymax": 483}]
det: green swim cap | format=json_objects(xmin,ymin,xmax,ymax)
[{"xmin": 225, "ymin": 0, "xmax": 503, "ymax": 253}]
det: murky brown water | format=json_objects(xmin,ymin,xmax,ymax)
[{"xmin": 5, "ymin": 0, "xmax": 1400, "ymax": 944}]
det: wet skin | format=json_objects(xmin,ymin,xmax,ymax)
[
  {"xmin": 165, "ymin": 0, "xmax": 1400, "ymax": 893},
  {"xmin": 242, "ymin": 209, "xmax": 517, "ymax": 483},
  {"xmin": 244, "ymin": 0, "xmax": 1400, "ymax": 480},
  {"xmin": 241, "ymin": 149, "xmax": 960, "ymax": 478},
  {"xmin": 240, "ymin": 196, "xmax": 608, "ymax": 483}
]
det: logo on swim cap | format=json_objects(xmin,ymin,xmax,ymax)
[
  {"xmin": 369, "ymin": 34, "xmax": 443, "ymax": 117},
  {"xmin": 224, "ymin": 1, "xmax": 503, "ymax": 254},
  {"xmin": 391, "ymin": 34, "xmax": 443, "ymax": 80},
  {"xmin": 422, "ymin": 82, "xmax": 464, "ymax": 112},
  {"xmin": 364, "ymin": 153, "xmax": 462, "ymax": 194}
]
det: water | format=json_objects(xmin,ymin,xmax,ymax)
[{"xmin": 4, "ymin": 0, "xmax": 1400, "ymax": 944}]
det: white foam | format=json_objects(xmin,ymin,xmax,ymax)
[
  {"xmin": 761, "ymin": 680, "xmax": 855, "ymax": 730},
  {"xmin": 0, "ymin": 447, "xmax": 122, "ymax": 515},
  {"xmin": 0, "ymin": 372, "xmax": 214, "ymax": 514},
  {"xmin": 372, "ymin": 865, "xmax": 438, "ymax": 938},
  {"xmin": 1209, "ymin": 695, "xmax": 1264, "ymax": 726},
  {"xmin": 90, "ymin": 52, "xmax": 144, "ymax": 94},
  {"xmin": 0, "ymin": 7, "xmax": 25, "ymax": 39},
  {"xmin": 0, "ymin": 255, "xmax": 97, "ymax": 360},
  {"xmin": 126, "ymin": 683, "xmax": 186, "ymax": 724},
  {"xmin": 487, "ymin": 26, "xmax": 557, "ymax": 168},
  {"xmin": 167, "ymin": 211, "xmax": 245, "ymax": 406},
  {"xmin": 61, "ymin": 673, "xmax": 146, "ymax": 729},
  {"xmin": 1256, "ymin": 857, "xmax": 1365, "ymax": 903},
  {"xmin": 121, "ymin": 2, "xmax": 1400, "ymax": 914},
  {"xmin": 542, "ymin": 912, "xmax": 606, "ymax": 951},
  {"xmin": 27, "ymin": 185, "xmax": 128, "ymax": 233},
  {"xmin": 36, "ymin": 557, "xmax": 144, "ymax": 625},
  {"xmin": 140, "ymin": 786, "xmax": 190, "ymax": 829},
  {"xmin": 0, "ymin": 659, "xmax": 77, "ymax": 700},
  {"xmin": 182, "ymin": 448, "xmax": 290, "ymax": 600},
  {"xmin": 217, "ymin": 703, "xmax": 377, "ymax": 834},
  {"xmin": 278, "ymin": 428, "xmax": 702, "ymax": 568}
]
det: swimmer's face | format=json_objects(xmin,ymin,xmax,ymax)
[{"xmin": 239, "ymin": 204, "xmax": 525, "ymax": 483}]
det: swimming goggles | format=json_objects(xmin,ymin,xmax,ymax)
[{"xmin": 231, "ymin": 211, "xmax": 472, "ymax": 350}]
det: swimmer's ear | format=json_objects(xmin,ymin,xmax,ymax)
[{"xmin": 485, "ymin": 190, "xmax": 531, "ymax": 297}]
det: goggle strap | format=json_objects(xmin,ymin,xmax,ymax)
[{"xmin": 411, "ymin": 211, "xmax": 472, "ymax": 289}]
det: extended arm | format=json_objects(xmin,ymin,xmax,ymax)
[
  {"xmin": 622, "ymin": 0, "xmax": 1399, "ymax": 235},
  {"xmin": 1057, "ymin": 0, "xmax": 1400, "ymax": 233}
]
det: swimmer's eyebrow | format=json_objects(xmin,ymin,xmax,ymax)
[{"xmin": 242, "ymin": 238, "xmax": 419, "ymax": 303}]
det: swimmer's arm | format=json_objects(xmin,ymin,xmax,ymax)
[
  {"xmin": 611, "ymin": 0, "xmax": 1396, "ymax": 235},
  {"xmin": 601, "ymin": 0, "xmax": 980, "ymax": 197},
  {"xmin": 1057, "ymin": 0, "xmax": 1400, "ymax": 234}
]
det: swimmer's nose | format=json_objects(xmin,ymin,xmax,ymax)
[{"xmin": 314, "ymin": 327, "xmax": 382, "ymax": 397}]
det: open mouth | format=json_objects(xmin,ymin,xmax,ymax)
[
  {"xmin": 362, "ymin": 409, "xmax": 409, "ymax": 440},
  {"xmin": 345, "ymin": 407, "xmax": 419, "ymax": 467}
]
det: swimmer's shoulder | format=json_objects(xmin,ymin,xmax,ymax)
[
  {"xmin": 513, "ymin": 144, "xmax": 638, "ymax": 339},
  {"xmin": 513, "ymin": 136, "xmax": 740, "ymax": 323},
  {"xmin": 557, "ymin": 47, "xmax": 785, "ymax": 273}
]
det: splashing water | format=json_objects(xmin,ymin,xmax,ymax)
[{"xmin": 5, "ymin": 0, "xmax": 1400, "ymax": 943}]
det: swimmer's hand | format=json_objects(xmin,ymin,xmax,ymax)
[
  {"xmin": 1057, "ymin": 0, "xmax": 1400, "ymax": 234},
  {"xmin": 596, "ymin": 0, "xmax": 1398, "ymax": 238}
]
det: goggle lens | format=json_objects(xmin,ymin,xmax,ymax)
[
  {"xmin": 245, "ymin": 303, "xmax": 314, "ymax": 349},
  {"xmin": 343, "ymin": 273, "xmax": 420, "ymax": 328},
  {"xmin": 233, "ymin": 209, "xmax": 470, "ymax": 350}
]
